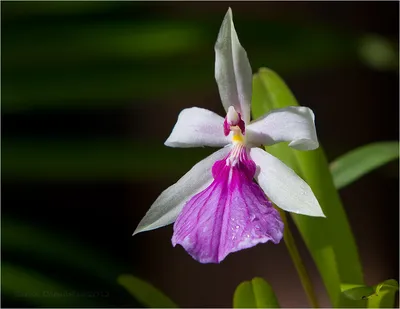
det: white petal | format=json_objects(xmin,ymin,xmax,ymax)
[
  {"xmin": 133, "ymin": 146, "xmax": 232, "ymax": 235},
  {"xmin": 246, "ymin": 106, "xmax": 319, "ymax": 151},
  {"xmin": 164, "ymin": 107, "xmax": 230, "ymax": 148},
  {"xmin": 215, "ymin": 8, "xmax": 252, "ymax": 124},
  {"xmin": 250, "ymin": 147, "xmax": 325, "ymax": 217}
]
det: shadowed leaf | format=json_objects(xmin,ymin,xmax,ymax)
[
  {"xmin": 118, "ymin": 274, "xmax": 177, "ymax": 308},
  {"xmin": 233, "ymin": 277, "xmax": 280, "ymax": 308},
  {"xmin": 330, "ymin": 141, "xmax": 399, "ymax": 190}
]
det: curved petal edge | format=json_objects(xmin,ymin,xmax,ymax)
[
  {"xmin": 247, "ymin": 106, "xmax": 319, "ymax": 150},
  {"xmin": 133, "ymin": 146, "xmax": 232, "ymax": 235},
  {"xmin": 164, "ymin": 107, "xmax": 229, "ymax": 148},
  {"xmin": 215, "ymin": 8, "xmax": 252, "ymax": 124},
  {"xmin": 250, "ymin": 147, "xmax": 325, "ymax": 218}
]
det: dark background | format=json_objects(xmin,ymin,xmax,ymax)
[{"xmin": 2, "ymin": 2, "xmax": 399, "ymax": 308}]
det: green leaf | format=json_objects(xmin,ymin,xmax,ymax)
[
  {"xmin": 117, "ymin": 274, "xmax": 177, "ymax": 308},
  {"xmin": 376, "ymin": 279, "xmax": 399, "ymax": 294},
  {"xmin": 342, "ymin": 279, "xmax": 400, "ymax": 308},
  {"xmin": 367, "ymin": 289, "xmax": 398, "ymax": 308},
  {"xmin": 341, "ymin": 284, "xmax": 376, "ymax": 300},
  {"xmin": 370, "ymin": 279, "xmax": 399, "ymax": 308},
  {"xmin": 330, "ymin": 142, "xmax": 399, "ymax": 190},
  {"xmin": 233, "ymin": 277, "xmax": 280, "ymax": 308},
  {"xmin": 252, "ymin": 68, "xmax": 365, "ymax": 307},
  {"xmin": 367, "ymin": 292, "xmax": 397, "ymax": 309},
  {"xmin": 342, "ymin": 280, "xmax": 399, "ymax": 308}
]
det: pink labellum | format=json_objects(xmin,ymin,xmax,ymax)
[{"xmin": 171, "ymin": 146, "xmax": 283, "ymax": 263}]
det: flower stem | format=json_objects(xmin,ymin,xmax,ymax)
[{"xmin": 278, "ymin": 209, "xmax": 320, "ymax": 308}]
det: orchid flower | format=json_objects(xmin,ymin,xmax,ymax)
[{"xmin": 133, "ymin": 8, "xmax": 325, "ymax": 263}]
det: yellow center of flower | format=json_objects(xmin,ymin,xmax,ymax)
[{"xmin": 231, "ymin": 126, "xmax": 245, "ymax": 144}]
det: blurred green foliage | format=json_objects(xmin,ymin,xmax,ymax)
[
  {"xmin": 358, "ymin": 35, "xmax": 399, "ymax": 71},
  {"xmin": 233, "ymin": 277, "xmax": 280, "ymax": 308},
  {"xmin": 1, "ymin": 2, "xmax": 366, "ymax": 112},
  {"xmin": 2, "ymin": 217, "xmax": 143, "ymax": 307},
  {"xmin": 330, "ymin": 141, "xmax": 399, "ymax": 190},
  {"xmin": 118, "ymin": 275, "xmax": 178, "ymax": 308}
]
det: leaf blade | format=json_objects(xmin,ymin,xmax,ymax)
[
  {"xmin": 341, "ymin": 284, "xmax": 376, "ymax": 300},
  {"xmin": 117, "ymin": 274, "xmax": 177, "ymax": 308},
  {"xmin": 368, "ymin": 279, "xmax": 399, "ymax": 308},
  {"xmin": 233, "ymin": 277, "xmax": 280, "ymax": 308},
  {"xmin": 330, "ymin": 141, "xmax": 399, "ymax": 190}
]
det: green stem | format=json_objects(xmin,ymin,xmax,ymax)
[{"xmin": 279, "ymin": 209, "xmax": 320, "ymax": 308}]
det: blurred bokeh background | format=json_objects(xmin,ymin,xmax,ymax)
[{"xmin": 2, "ymin": 2, "xmax": 399, "ymax": 308}]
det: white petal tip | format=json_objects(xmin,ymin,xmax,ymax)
[
  {"xmin": 312, "ymin": 210, "xmax": 326, "ymax": 218},
  {"xmin": 164, "ymin": 139, "xmax": 173, "ymax": 147},
  {"xmin": 132, "ymin": 227, "xmax": 142, "ymax": 236},
  {"xmin": 164, "ymin": 137, "xmax": 187, "ymax": 148},
  {"xmin": 289, "ymin": 139, "xmax": 319, "ymax": 151},
  {"xmin": 299, "ymin": 208, "xmax": 326, "ymax": 218},
  {"xmin": 132, "ymin": 224, "xmax": 157, "ymax": 236}
]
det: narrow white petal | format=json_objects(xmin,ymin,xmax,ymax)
[
  {"xmin": 250, "ymin": 147, "xmax": 325, "ymax": 217},
  {"xmin": 246, "ymin": 106, "xmax": 319, "ymax": 151},
  {"xmin": 164, "ymin": 107, "xmax": 230, "ymax": 148},
  {"xmin": 133, "ymin": 146, "xmax": 232, "ymax": 235},
  {"xmin": 215, "ymin": 8, "xmax": 252, "ymax": 124}
]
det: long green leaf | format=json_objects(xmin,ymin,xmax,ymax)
[
  {"xmin": 117, "ymin": 274, "xmax": 177, "ymax": 308},
  {"xmin": 233, "ymin": 277, "xmax": 280, "ymax": 308},
  {"xmin": 252, "ymin": 68, "xmax": 365, "ymax": 307},
  {"xmin": 330, "ymin": 141, "xmax": 399, "ymax": 190}
]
